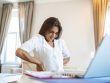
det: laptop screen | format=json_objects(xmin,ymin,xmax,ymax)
[{"xmin": 84, "ymin": 35, "xmax": 110, "ymax": 78}]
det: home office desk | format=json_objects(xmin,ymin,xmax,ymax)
[
  {"xmin": 0, "ymin": 73, "xmax": 22, "ymax": 83},
  {"xmin": 17, "ymin": 74, "xmax": 110, "ymax": 83}
]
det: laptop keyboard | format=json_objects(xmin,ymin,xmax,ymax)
[{"xmin": 55, "ymin": 71, "xmax": 84, "ymax": 78}]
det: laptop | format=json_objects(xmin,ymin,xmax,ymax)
[
  {"xmin": 60, "ymin": 34, "xmax": 110, "ymax": 78},
  {"xmin": 25, "ymin": 35, "xmax": 110, "ymax": 79}
]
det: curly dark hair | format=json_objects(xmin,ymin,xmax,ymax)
[{"xmin": 39, "ymin": 17, "xmax": 62, "ymax": 39}]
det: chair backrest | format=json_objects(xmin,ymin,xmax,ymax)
[
  {"xmin": 22, "ymin": 60, "xmax": 44, "ymax": 73},
  {"xmin": 22, "ymin": 60, "xmax": 36, "ymax": 73}
]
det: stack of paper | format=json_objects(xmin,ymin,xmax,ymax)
[
  {"xmin": 25, "ymin": 70, "xmax": 53, "ymax": 78},
  {"xmin": 24, "ymin": 70, "xmax": 72, "ymax": 79}
]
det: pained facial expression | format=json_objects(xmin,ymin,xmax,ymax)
[{"xmin": 45, "ymin": 26, "xmax": 59, "ymax": 42}]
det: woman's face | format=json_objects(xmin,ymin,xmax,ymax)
[{"xmin": 45, "ymin": 26, "xmax": 59, "ymax": 42}]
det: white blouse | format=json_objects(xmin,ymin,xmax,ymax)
[{"xmin": 20, "ymin": 34, "xmax": 70, "ymax": 72}]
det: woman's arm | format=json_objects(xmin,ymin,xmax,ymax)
[
  {"xmin": 63, "ymin": 57, "xmax": 70, "ymax": 65},
  {"xmin": 16, "ymin": 48, "xmax": 44, "ymax": 71}
]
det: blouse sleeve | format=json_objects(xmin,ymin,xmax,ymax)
[
  {"xmin": 20, "ymin": 36, "xmax": 38, "ymax": 52},
  {"xmin": 59, "ymin": 39, "xmax": 71, "ymax": 58}
]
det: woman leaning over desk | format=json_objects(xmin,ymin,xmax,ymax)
[{"xmin": 16, "ymin": 17, "xmax": 70, "ymax": 72}]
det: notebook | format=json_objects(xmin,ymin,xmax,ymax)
[
  {"xmin": 25, "ymin": 35, "xmax": 110, "ymax": 79},
  {"xmin": 61, "ymin": 34, "xmax": 110, "ymax": 78},
  {"xmin": 83, "ymin": 34, "xmax": 110, "ymax": 78}
]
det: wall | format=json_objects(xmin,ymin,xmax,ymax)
[{"xmin": 32, "ymin": 0, "xmax": 95, "ymax": 70}]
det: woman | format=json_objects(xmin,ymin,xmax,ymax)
[{"xmin": 16, "ymin": 17, "xmax": 70, "ymax": 72}]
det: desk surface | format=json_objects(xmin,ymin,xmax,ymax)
[
  {"xmin": 0, "ymin": 73, "xmax": 22, "ymax": 83},
  {"xmin": 17, "ymin": 74, "xmax": 110, "ymax": 83},
  {"xmin": 0, "ymin": 73, "xmax": 110, "ymax": 83},
  {"xmin": 17, "ymin": 75, "xmax": 44, "ymax": 83}
]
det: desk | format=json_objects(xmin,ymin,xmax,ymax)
[
  {"xmin": 17, "ymin": 74, "xmax": 110, "ymax": 83},
  {"xmin": 17, "ymin": 75, "xmax": 44, "ymax": 83},
  {"xmin": 0, "ymin": 73, "xmax": 22, "ymax": 83}
]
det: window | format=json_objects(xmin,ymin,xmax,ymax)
[
  {"xmin": 1, "ymin": 8, "xmax": 21, "ymax": 65},
  {"xmin": 104, "ymin": 3, "xmax": 110, "ymax": 35}
]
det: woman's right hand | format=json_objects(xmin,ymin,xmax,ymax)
[{"xmin": 36, "ymin": 63, "xmax": 44, "ymax": 71}]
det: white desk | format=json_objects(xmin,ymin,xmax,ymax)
[
  {"xmin": 17, "ymin": 75, "xmax": 44, "ymax": 83},
  {"xmin": 0, "ymin": 73, "xmax": 22, "ymax": 83},
  {"xmin": 1, "ymin": 73, "xmax": 110, "ymax": 83},
  {"xmin": 17, "ymin": 74, "xmax": 110, "ymax": 83}
]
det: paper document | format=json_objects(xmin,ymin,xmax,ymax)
[{"xmin": 24, "ymin": 70, "xmax": 73, "ymax": 79}]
